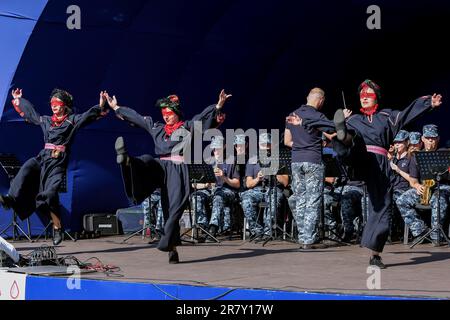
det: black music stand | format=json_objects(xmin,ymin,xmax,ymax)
[
  {"xmin": 181, "ymin": 163, "xmax": 219, "ymax": 243},
  {"xmin": 0, "ymin": 154, "xmax": 32, "ymax": 242},
  {"xmin": 410, "ymin": 151, "xmax": 450, "ymax": 248},
  {"xmin": 261, "ymin": 147, "xmax": 295, "ymax": 246}
]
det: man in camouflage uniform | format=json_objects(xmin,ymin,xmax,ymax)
[
  {"xmin": 396, "ymin": 125, "xmax": 450, "ymax": 244},
  {"xmin": 285, "ymin": 88, "xmax": 333, "ymax": 248},
  {"xmin": 206, "ymin": 136, "xmax": 241, "ymax": 239},
  {"xmin": 240, "ymin": 133, "xmax": 289, "ymax": 240}
]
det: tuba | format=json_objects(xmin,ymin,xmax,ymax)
[{"xmin": 420, "ymin": 179, "xmax": 436, "ymax": 205}]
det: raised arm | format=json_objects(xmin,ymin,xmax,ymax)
[
  {"xmin": 11, "ymin": 88, "xmax": 42, "ymax": 125},
  {"xmin": 72, "ymin": 92, "xmax": 109, "ymax": 130},
  {"xmin": 185, "ymin": 89, "xmax": 231, "ymax": 131},
  {"xmin": 388, "ymin": 94, "xmax": 440, "ymax": 136},
  {"xmin": 106, "ymin": 93, "xmax": 154, "ymax": 134}
]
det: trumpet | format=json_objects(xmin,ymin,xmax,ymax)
[{"xmin": 420, "ymin": 179, "xmax": 436, "ymax": 205}]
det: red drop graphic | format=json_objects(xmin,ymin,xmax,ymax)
[{"xmin": 10, "ymin": 281, "xmax": 19, "ymax": 299}]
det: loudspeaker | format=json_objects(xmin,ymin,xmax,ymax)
[{"xmin": 83, "ymin": 213, "xmax": 119, "ymax": 236}]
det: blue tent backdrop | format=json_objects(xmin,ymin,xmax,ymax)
[{"xmin": 1, "ymin": 0, "xmax": 449, "ymax": 235}]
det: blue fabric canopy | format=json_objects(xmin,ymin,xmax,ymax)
[{"xmin": 1, "ymin": 0, "xmax": 449, "ymax": 235}]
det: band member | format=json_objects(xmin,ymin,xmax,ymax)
[
  {"xmin": 387, "ymin": 130, "xmax": 414, "ymax": 240},
  {"xmin": 291, "ymin": 80, "xmax": 442, "ymax": 267},
  {"xmin": 396, "ymin": 125, "xmax": 450, "ymax": 244},
  {"xmin": 206, "ymin": 136, "xmax": 240, "ymax": 239},
  {"xmin": 0, "ymin": 88, "xmax": 108, "ymax": 245},
  {"xmin": 106, "ymin": 90, "xmax": 231, "ymax": 263},
  {"xmin": 408, "ymin": 131, "xmax": 423, "ymax": 152},
  {"xmin": 234, "ymin": 134, "xmax": 248, "ymax": 192},
  {"xmin": 285, "ymin": 88, "xmax": 333, "ymax": 249},
  {"xmin": 241, "ymin": 133, "xmax": 289, "ymax": 240},
  {"xmin": 390, "ymin": 130, "xmax": 414, "ymax": 206}
]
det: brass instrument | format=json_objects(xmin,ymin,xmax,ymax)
[{"xmin": 420, "ymin": 179, "xmax": 436, "ymax": 205}]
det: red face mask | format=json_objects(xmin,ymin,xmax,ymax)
[
  {"xmin": 161, "ymin": 108, "xmax": 176, "ymax": 117},
  {"xmin": 360, "ymin": 92, "xmax": 377, "ymax": 100},
  {"xmin": 51, "ymin": 97, "xmax": 65, "ymax": 108}
]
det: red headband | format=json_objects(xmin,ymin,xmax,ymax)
[{"xmin": 51, "ymin": 97, "xmax": 65, "ymax": 107}]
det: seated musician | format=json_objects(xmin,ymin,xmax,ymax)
[
  {"xmin": 396, "ymin": 125, "xmax": 450, "ymax": 244},
  {"xmin": 240, "ymin": 133, "xmax": 289, "ymax": 240}
]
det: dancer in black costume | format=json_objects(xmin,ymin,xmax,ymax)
[
  {"xmin": 106, "ymin": 90, "xmax": 231, "ymax": 263},
  {"xmin": 0, "ymin": 88, "xmax": 109, "ymax": 245}
]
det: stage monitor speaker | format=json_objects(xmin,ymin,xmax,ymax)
[{"xmin": 83, "ymin": 213, "xmax": 119, "ymax": 236}]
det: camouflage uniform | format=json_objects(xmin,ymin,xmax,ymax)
[
  {"xmin": 322, "ymin": 186, "xmax": 338, "ymax": 231},
  {"xmin": 207, "ymin": 136, "xmax": 240, "ymax": 233},
  {"xmin": 191, "ymin": 189, "xmax": 211, "ymax": 229},
  {"xmin": 209, "ymin": 187, "xmax": 235, "ymax": 232},
  {"xmin": 241, "ymin": 186, "xmax": 284, "ymax": 236},
  {"xmin": 307, "ymin": 183, "xmax": 366, "ymax": 239},
  {"xmin": 340, "ymin": 185, "xmax": 366, "ymax": 235},
  {"xmin": 142, "ymin": 190, "xmax": 164, "ymax": 231},
  {"xmin": 291, "ymin": 162, "xmax": 324, "ymax": 245},
  {"xmin": 396, "ymin": 186, "xmax": 450, "ymax": 239},
  {"xmin": 396, "ymin": 125, "xmax": 450, "ymax": 240}
]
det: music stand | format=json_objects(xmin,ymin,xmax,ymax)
[
  {"xmin": 410, "ymin": 151, "xmax": 450, "ymax": 248},
  {"xmin": 261, "ymin": 147, "xmax": 296, "ymax": 246},
  {"xmin": 181, "ymin": 163, "xmax": 219, "ymax": 243},
  {"xmin": 0, "ymin": 154, "xmax": 32, "ymax": 242}
]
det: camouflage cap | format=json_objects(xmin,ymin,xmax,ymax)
[
  {"xmin": 259, "ymin": 132, "xmax": 272, "ymax": 145},
  {"xmin": 393, "ymin": 130, "xmax": 409, "ymax": 142},
  {"xmin": 422, "ymin": 124, "xmax": 439, "ymax": 138},
  {"xmin": 409, "ymin": 131, "xmax": 422, "ymax": 145},
  {"xmin": 210, "ymin": 135, "xmax": 224, "ymax": 149},
  {"xmin": 234, "ymin": 134, "xmax": 246, "ymax": 145}
]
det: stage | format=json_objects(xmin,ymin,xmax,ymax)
[{"xmin": 3, "ymin": 235, "xmax": 450, "ymax": 300}]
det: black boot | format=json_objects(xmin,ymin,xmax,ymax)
[
  {"xmin": 115, "ymin": 136, "xmax": 129, "ymax": 165},
  {"xmin": 0, "ymin": 194, "xmax": 14, "ymax": 210},
  {"xmin": 53, "ymin": 228, "xmax": 63, "ymax": 246},
  {"xmin": 369, "ymin": 255, "xmax": 386, "ymax": 269},
  {"xmin": 209, "ymin": 225, "xmax": 218, "ymax": 236},
  {"xmin": 168, "ymin": 249, "xmax": 179, "ymax": 264},
  {"xmin": 334, "ymin": 109, "xmax": 347, "ymax": 141},
  {"xmin": 205, "ymin": 225, "xmax": 218, "ymax": 242}
]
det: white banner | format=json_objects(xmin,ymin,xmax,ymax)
[{"xmin": 0, "ymin": 271, "xmax": 27, "ymax": 300}]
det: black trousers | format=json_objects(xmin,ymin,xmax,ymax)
[
  {"xmin": 120, "ymin": 155, "xmax": 190, "ymax": 251},
  {"xmin": 8, "ymin": 156, "xmax": 64, "ymax": 220},
  {"xmin": 334, "ymin": 137, "xmax": 392, "ymax": 253}
]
